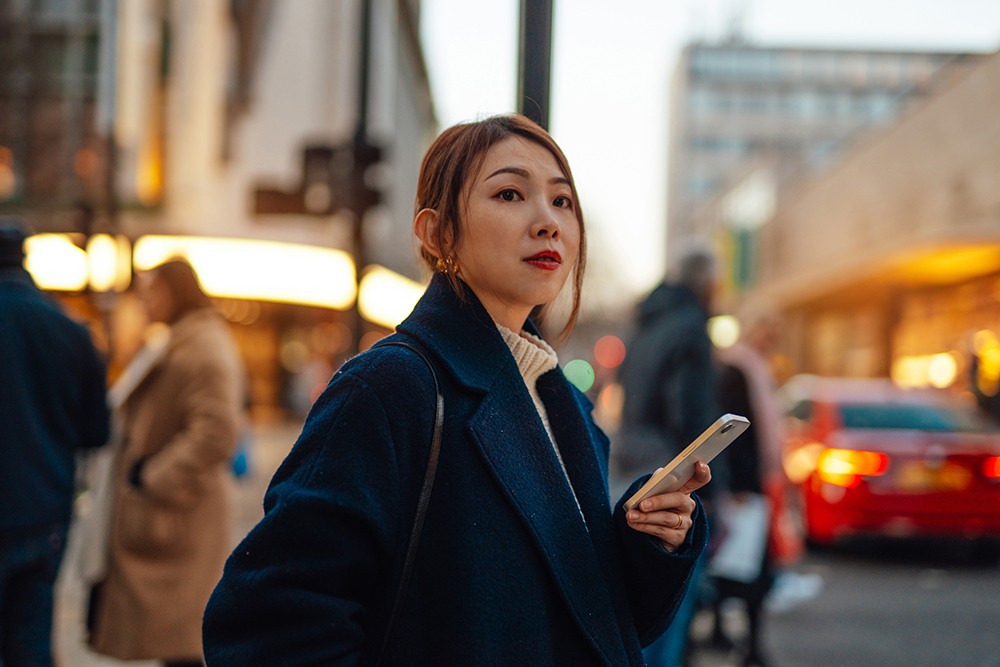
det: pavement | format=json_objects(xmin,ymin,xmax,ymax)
[{"xmin": 52, "ymin": 417, "xmax": 798, "ymax": 667}]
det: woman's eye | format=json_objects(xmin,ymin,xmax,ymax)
[
  {"xmin": 498, "ymin": 189, "xmax": 520, "ymax": 202},
  {"xmin": 553, "ymin": 195, "xmax": 573, "ymax": 209}
]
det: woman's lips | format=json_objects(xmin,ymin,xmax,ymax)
[{"xmin": 524, "ymin": 250, "xmax": 562, "ymax": 271}]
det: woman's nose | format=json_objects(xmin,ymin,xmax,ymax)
[{"xmin": 532, "ymin": 207, "xmax": 560, "ymax": 239}]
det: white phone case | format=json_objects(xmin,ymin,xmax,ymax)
[{"xmin": 623, "ymin": 413, "xmax": 750, "ymax": 511}]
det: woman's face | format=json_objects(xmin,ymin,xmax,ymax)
[
  {"xmin": 138, "ymin": 272, "xmax": 174, "ymax": 324},
  {"xmin": 454, "ymin": 136, "xmax": 580, "ymax": 331}
]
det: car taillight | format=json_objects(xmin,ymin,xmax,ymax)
[
  {"xmin": 984, "ymin": 456, "xmax": 1000, "ymax": 479},
  {"xmin": 816, "ymin": 448, "xmax": 889, "ymax": 488}
]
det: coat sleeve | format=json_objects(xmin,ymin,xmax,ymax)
[
  {"xmin": 202, "ymin": 365, "xmax": 419, "ymax": 666},
  {"xmin": 139, "ymin": 339, "xmax": 243, "ymax": 508},
  {"xmin": 613, "ymin": 478, "xmax": 709, "ymax": 646},
  {"xmin": 76, "ymin": 329, "xmax": 111, "ymax": 451}
]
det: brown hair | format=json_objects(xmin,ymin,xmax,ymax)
[
  {"xmin": 145, "ymin": 257, "xmax": 213, "ymax": 323},
  {"xmin": 415, "ymin": 114, "xmax": 587, "ymax": 341}
]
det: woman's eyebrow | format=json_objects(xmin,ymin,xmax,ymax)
[{"xmin": 484, "ymin": 166, "xmax": 570, "ymax": 186}]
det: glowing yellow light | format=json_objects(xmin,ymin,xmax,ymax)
[
  {"xmin": 86, "ymin": 234, "xmax": 122, "ymax": 292},
  {"xmin": 816, "ymin": 448, "xmax": 889, "ymax": 488},
  {"xmin": 134, "ymin": 235, "xmax": 356, "ymax": 309},
  {"xmin": 782, "ymin": 442, "xmax": 826, "ymax": 484},
  {"xmin": 136, "ymin": 133, "xmax": 163, "ymax": 205},
  {"xmin": 357, "ymin": 265, "xmax": 426, "ymax": 329},
  {"xmin": 892, "ymin": 355, "xmax": 926, "ymax": 388},
  {"xmin": 927, "ymin": 352, "xmax": 958, "ymax": 389},
  {"xmin": 973, "ymin": 329, "xmax": 998, "ymax": 355},
  {"xmin": 596, "ymin": 382, "xmax": 624, "ymax": 426},
  {"xmin": 708, "ymin": 315, "xmax": 740, "ymax": 349},
  {"xmin": 893, "ymin": 352, "xmax": 960, "ymax": 389},
  {"xmin": 24, "ymin": 234, "xmax": 88, "ymax": 291}
]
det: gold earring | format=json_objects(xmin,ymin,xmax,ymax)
[{"xmin": 435, "ymin": 256, "xmax": 458, "ymax": 275}]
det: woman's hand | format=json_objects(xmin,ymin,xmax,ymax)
[{"xmin": 625, "ymin": 461, "xmax": 711, "ymax": 553}]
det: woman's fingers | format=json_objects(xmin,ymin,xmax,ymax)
[
  {"xmin": 678, "ymin": 461, "xmax": 711, "ymax": 493},
  {"xmin": 624, "ymin": 462, "xmax": 710, "ymax": 551},
  {"xmin": 625, "ymin": 507, "xmax": 688, "ymax": 551}
]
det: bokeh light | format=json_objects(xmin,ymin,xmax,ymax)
[
  {"xmin": 708, "ymin": 315, "xmax": 740, "ymax": 349},
  {"xmin": 594, "ymin": 335, "xmax": 626, "ymax": 369},
  {"xmin": 564, "ymin": 359, "xmax": 595, "ymax": 393}
]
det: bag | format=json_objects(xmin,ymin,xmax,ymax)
[
  {"xmin": 766, "ymin": 477, "xmax": 805, "ymax": 566},
  {"xmin": 75, "ymin": 446, "xmax": 117, "ymax": 584},
  {"xmin": 707, "ymin": 493, "xmax": 770, "ymax": 584}
]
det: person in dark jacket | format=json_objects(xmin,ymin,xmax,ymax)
[
  {"xmin": 614, "ymin": 238, "xmax": 722, "ymax": 667},
  {"xmin": 203, "ymin": 114, "xmax": 712, "ymax": 666},
  {"xmin": 0, "ymin": 217, "xmax": 111, "ymax": 666}
]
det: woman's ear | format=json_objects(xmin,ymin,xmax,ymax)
[{"xmin": 414, "ymin": 208, "xmax": 443, "ymax": 258}]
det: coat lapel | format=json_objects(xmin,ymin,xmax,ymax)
[
  {"xmin": 397, "ymin": 275, "xmax": 629, "ymax": 665},
  {"xmin": 468, "ymin": 385, "xmax": 628, "ymax": 665}
]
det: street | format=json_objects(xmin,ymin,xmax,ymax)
[
  {"xmin": 689, "ymin": 540, "xmax": 1000, "ymax": 667},
  {"xmin": 53, "ymin": 419, "xmax": 1000, "ymax": 667}
]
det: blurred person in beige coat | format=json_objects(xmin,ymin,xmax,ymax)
[{"xmin": 88, "ymin": 258, "xmax": 245, "ymax": 667}]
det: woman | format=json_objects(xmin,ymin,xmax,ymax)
[
  {"xmin": 709, "ymin": 309, "xmax": 788, "ymax": 667},
  {"xmin": 89, "ymin": 258, "xmax": 245, "ymax": 667},
  {"xmin": 203, "ymin": 114, "xmax": 712, "ymax": 665}
]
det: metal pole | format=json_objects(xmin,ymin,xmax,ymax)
[
  {"xmin": 517, "ymin": 0, "xmax": 553, "ymax": 130},
  {"xmin": 95, "ymin": 0, "xmax": 120, "ymax": 357},
  {"xmin": 97, "ymin": 0, "xmax": 119, "ymax": 230},
  {"xmin": 350, "ymin": 0, "xmax": 373, "ymax": 353}
]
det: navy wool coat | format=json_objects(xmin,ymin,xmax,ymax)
[{"xmin": 203, "ymin": 275, "xmax": 708, "ymax": 666}]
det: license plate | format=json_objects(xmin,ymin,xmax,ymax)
[{"xmin": 890, "ymin": 461, "xmax": 971, "ymax": 493}]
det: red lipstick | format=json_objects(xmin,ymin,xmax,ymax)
[{"xmin": 524, "ymin": 250, "xmax": 562, "ymax": 270}]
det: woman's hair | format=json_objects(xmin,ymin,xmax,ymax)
[
  {"xmin": 415, "ymin": 113, "xmax": 587, "ymax": 342},
  {"xmin": 146, "ymin": 257, "xmax": 213, "ymax": 323}
]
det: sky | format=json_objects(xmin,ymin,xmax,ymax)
[{"xmin": 419, "ymin": 0, "xmax": 1000, "ymax": 304}]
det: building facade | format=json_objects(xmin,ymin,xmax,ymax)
[
  {"xmin": 1, "ymin": 0, "xmax": 438, "ymax": 417},
  {"xmin": 731, "ymin": 51, "xmax": 1000, "ymax": 389},
  {"xmin": 665, "ymin": 42, "xmax": 978, "ymax": 249}
]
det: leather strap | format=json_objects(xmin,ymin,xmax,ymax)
[{"xmin": 374, "ymin": 341, "xmax": 443, "ymax": 666}]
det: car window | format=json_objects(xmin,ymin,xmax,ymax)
[
  {"xmin": 838, "ymin": 402, "xmax": 994, "ymax": 432},
  {"xmin": 789, "ymin": 400, "xmax": 813, "ymax": 421}
]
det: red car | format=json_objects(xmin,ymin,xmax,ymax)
[{"xmin": 779, "ymin": 375, "xmax": 1000, "ymax": 545}]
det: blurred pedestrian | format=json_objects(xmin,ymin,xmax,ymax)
[
  {"xmin": 968, "ymin": 330, "xmax": 1000, "ymax": 425},
  {"xmin": 87, "ymin": 258, "xmax": 245, "ymax": 667},
  {"xmin": 708, "ymin": 307, "xmax": 787, "ymax": 667},
  {"xmin": 0, "ymin": 217, "xmax": 111, "ymax": 666},
  {"xmin": 615, "ymin": 237, "xmax": 723, "ymax": 667},
  {"xmin": 203, "ymin": 114, "xmax": 712, "ymax": 665}
]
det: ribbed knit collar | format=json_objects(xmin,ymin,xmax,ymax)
[{"xmin": 495, "ymin": 323, "xmax": 558, "ymax": 385}]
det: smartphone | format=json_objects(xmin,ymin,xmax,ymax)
[{"xmin": 623, "ymin": 413, "xmax": 750, "ymax": 511}]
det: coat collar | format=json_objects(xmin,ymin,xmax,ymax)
[
  {"xmin": 395, "ymin": 275, "xmax": 629, "ymax": 665},
  {"xmin": 396, "ymin": 273, "xmax": 511, "ymax": 394}
]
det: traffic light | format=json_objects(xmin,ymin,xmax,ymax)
[{"xmin": 253, "ymin": 138, "xmax": 383, "ymax": 217}]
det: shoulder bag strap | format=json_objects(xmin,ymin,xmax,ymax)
[{"xmin": 373, "ymin": 341, "xmax": 444, "ymax": 666}]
